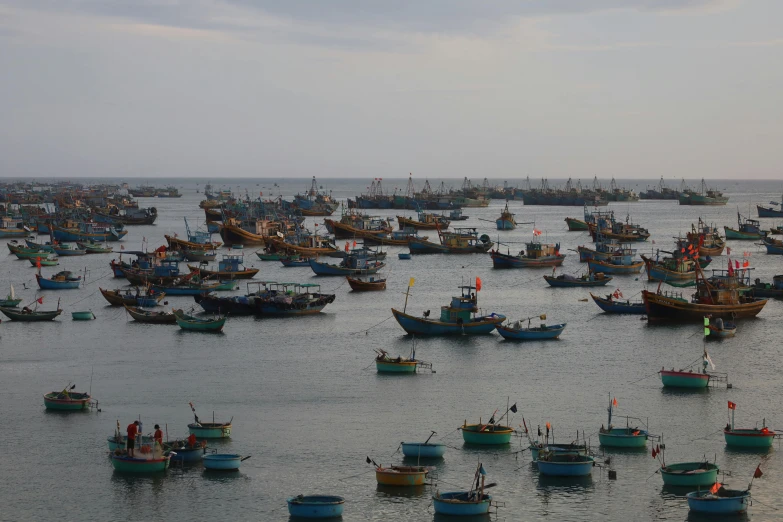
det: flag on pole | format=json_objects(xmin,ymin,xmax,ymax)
[
  {"xmin": 726, "ymin": 247, "xmax": 731, "ymax": 255},
  {"xmin": 37, "ymin": 297, "xmax": 44, "ymax": 304},
  {"xmin": 710, "ymin": 482, "xmax": 720, "ymax": 494},
  {"xmin": 36, "ymin": 258, "xmax": 41, "ymax": 268},
  {"xmin": 651, "ymin": 448, "xmax": 657, "ymax": 458},
  {"xmin": 612, "ymin": 397, "xmax": 618, "ymax": 407},
  {"xmin": 510, "ymin": 403, "xmax": 517, "ymax": 413},
  {"xmin": 409, "ymin": 277, "xmax": 415, "ymax": 287},
  {"xmin": 475, "ymin": 277, "xmax": 482, "ymax": 291},
  {"xmin": 754, "ymin": 465, "xmax": 763, "ymax": 478},
  {"xmin": 479, "ymin": 464, "xmax": 487, "ymax": 475},
  {"xmin": 728, "ymin": 401, "xmax": 736, "ymax": 410}
]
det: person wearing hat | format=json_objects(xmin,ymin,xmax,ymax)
[{"xmin": 153, "ymin": 424, "xmax": 164, "ymax": 447}]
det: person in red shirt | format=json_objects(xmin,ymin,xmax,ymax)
[
  {"xmin": 187, "ymin": 433, "xmax": 197, "ymax": 448},
  {"xmin": 153, "ymin": 424, "xmax": 164, "ymax": 447},
  {"xmin": 126, "ymin": 421, "xmax": 140, "ymax": 457}
]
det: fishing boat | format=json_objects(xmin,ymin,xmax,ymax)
[
  {"xmin": 107, "ymin": 434, "xmax": 154, "ymax": 452},
  {"xmin": 76, "ymin": 241, "xmax": 113, "ymax": 254},
  {"xmin": 164, "ymin": 439, "xmax": 207, "ymax": 463},
  {"xmin": 643, "ymin": 266, "xmax": 766, "ymax": 322},
  {"xmin": 279, "ymin": 256, "xmax": 310, "ymax": 267},
  {"xmin": 449, "ymin": 208, "xmax": 469, "ymax": 221},
  {"xmin": 309, "ymin": 253, "xmax": 384, "ymax": 276},
  {"xmin": 28, "ymin": 255, "xmax": 59, "ymax": 267},
  {"xmin": 0, "ymin": 285, "xmax": 22, "ymax": 307},
  {"xmin": 659, "ymin": 347, "xmax": 716, "ymax": 388},
  {"xmin": 495, "ymin": 202, "xmax": 516, "ymax": 230},
  {"xmin": 763, "ymin": 236, "xmax": 783, "ymax": 255},
  {"xmin": 52, "ymin": 221, "xmax": 127, "ymax": 242},
  {"xmin": 203, "ymin": 454, "xmax": 250, "ymax": 471},
  {"xmin": 150, "ymin": 279, "xmax": 224, "ymax": 296},
  {"xmin": 679, "ymin": 179, "xmax": 729, "ymax": 206},
  {"xmin": 401, "ymin": 432, "xmax": 447, "ymax": 458},
  {"xmin": 123, "ymin": 305, "xmax": 177, "ymax": 324},
  {"xmin": 587, "ymin": 257, "xmax": 644, "ymax": 275},
  {"xmin": 182, "ymin": 249, "xmax": 217, "ymax": 262},
  {"xmin": 370, "ymin": 458, "xmax": 429, "ymax": 486},
  {"xmin": 392, "ymin": 282, "xmax": 505, "ymax": 335},
  {"xmin": 398, "ymin": 252, "xmax": 411, "ymax": 260},
  {"xmin": 173, "ymin": 309, "xmax": 226, "ymax": 332},
  {"xmin": 460, "ymin": 405, "xmax": 516, "ymax": 445},
  {"xmin": 71, "ymin": 310, "xmax": 95, "ymax": 320},
  {"xmin": 408, "ymin": 227, "xmax": 493, "ymax": 254},
  {"xmin": 255, "ymin": 251, "xmax": 287, "ymax": 261},
  {"xmin": 751, "ymin": 275, "xmax": 783, "ymax": 298},
  {"xmin": 724, "ymin": 403, "xmax": 775, "ymax": 448},
  {"xmin": 544, "ymin": 272, "xmax": 612, "ymax": 287},
  {"xmin": 92, "ymin": 206, "xmax": 158, "ymax": 225},
  {"xmin": 286, "ymin": 495, "xmax": 345, "ymax": 519},
  {"xmin": 397, "ymin": 211, "xmax": 449, "ymax": 230},
  {"xmin": 374, "ymin": 338, "xmax": 432, "ymax": 373},
  {"xmin": 43, "ymin": 385, "xmax": 92, "ymax": 410},
  {"xmin": 495, "ymin": 314, "xmax": 565, "ymax": 340},
  {"xmin": 100, "ymin": 287, "xmax": 165, "ymax": 307},
  {"xmin": 432, "ymin": 463, "xmax": 493, "ymax": 516},
  {"xmin": 36, "ymin": 271, "xmax": 81, "ymax": 290},
  {"xmin": 589, "ymin": 212, "xmax": 650, "ymax": 242},
  {"xmin": 53, "ymin": 244, "xmax": 87, "ymax": 256},
  {"xmin": 529, "ymin": 442, "xmax": 588, "ymax": 462},
  {"xmin": 589, "ymin": 292, "xmax": 645, "ymax": 314},
  {"xmin": 187, "ymin": 405, "xmax": 232, "ymax": 438},
  {"xmin": 25, "ymin": 239, "xmax": 56, "ymax": 252},
  {"xmin": 0, "ymin": 216, "xmax": 30, "ymax": 238},
  {"xmin": 598, "ymin": 397, "xmax": 649, "ymax": 448},
  {"xmin": 706, "ymin": 317, "xmax": 736, "ymax": 338},
  {"xmin": 347, "ymin": 274, "xmax": 386, "ymax": 291},
  {"xmin": 265, "ymin": 234, "xmax": 339, "ymax": 257},
  {"xmin": 188, "ymin": 254, "xmax": 259, "ymax": 280},
  {"xmin": 724, "ymin": 213, "xmax": 765, "ymax": 240},
  {"xmin": 660, "ymin": 461, "xmax": 719, "ymax": 487},
  {"xmin": 686, "ymin": 487, "xmax": 750, "ymax": 514},
  {"xmin": 324, "ymin": 214, "xmax": 392, "ymax": 239},
  {"xmin": 565, "ymin": 217, "xmax": 589, "ymax": 231},
  {"xmin": 165, "ymin": 234, "xmax": 222, "ymax": 250},
  {"xmin": 536, "ymin": 453, "xmax": 595, "ymax": 477},
  {"xmin": 363, "ymin": 227, "xmax": 429, "ymax": 246},
  {"xmin": 490, "ymin": 241, "xmax": 565, "ymax": 268},
  {"xmin": 757, "ymin": 196, "xmax": 783, "ymax": 217},
  {"xmin": 687, "ymin": 218, "xmax": 726, "ymax": 256},
  {"xmin": 0, "ymin": 304, "xmax": 62, "ymax": 321},
  {"xmin": 110, "ymin": 454, "xmax": 171, "ymax": 473}
]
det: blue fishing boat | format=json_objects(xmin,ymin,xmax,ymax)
[
  {"xmin": 432, "ymin": 463, "xmax": 494, "ymax": 516},
  {"xmin": 52, "ymin": 220, "xmax": 127, "ymax": 242},
  {"xmin": 408, "ymin": 227, "xmax": 493, "ymax": 254},
  {"xmin": 25, "ymin": 239, "xmax": 56, "ymax": 252},
  {"xmin": 762, "ymin": 236, "xmax": 783, "ymax": 255},
  {"xmin": 598, "ymin": 397, "xmax": 649, "ymax": 448},
  {"xmin": 53, "ymin": 244, "xmax": 87, "ymax": 256},
  {"xmin": 187, "ymin": 403, "xmax": 232, "ymax": 438},
  {"xmin": 287, "ymin": 495, "xmax": 345, "ymax": 518},
  {"xmin": 495, "ymin": 315, "xmax": 565, "ymax": 340},
  {"xmin": 490, "ymin": 241, "xmax": 565, "ymax": 268},
  {"xmin": 587, "ymin": 257, "xmax": 643, "ymax": 275},
  {"xmin": 590, "ymin": 292, "xmax": 646, "ymax": 314},
  {"xmin": 757, "ymin": 197, "xmax": 783, "ymax": 217},
  {"xmin": 544, "ymin": 272, "xmax": 612, "ymax": 287},
  {"xmin": 392, "ymin": 282, "xmax": 504, "ymax": 335},
  {"xmin": 495, "ymin": 202, "xmax": 516, "ymax": 230},
  {"xmin": 724, "ymin": 212, "xmax": 765, "ymax": 240},
  {"xmin": 203, "ymin": 454, "xmax": 250, "ymax": 471},
  {"xmin": 687, "ymin": 488, "xmax": 750, "ymax": 514},
  {"xmin": 36, "ymin": 271, "xmax": 81, "ymax": 290},
  {"xmin": 398, "ymin": 252, "xmax": 411, "ymax": 260},
  {"xmin": 536, "ymin": 453, "xmax": 595, "ymax": 477},
  {"xmin": 751, "ymin": 275, "xmax": 783, "ymax": 297},
  {"xmin": 308, "ymin": 252, "xmax": 384, "ymax": 276},
  {"xmin": 280, "ymin": 256, "xmax": 310, "ymax": 267}
]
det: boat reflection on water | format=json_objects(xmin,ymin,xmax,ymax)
[{"xmin": 375, "ymin": 483, "xmax": 428, "ymax": 500}]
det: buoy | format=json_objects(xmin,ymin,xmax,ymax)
[{"xmin": 608, "ymin": 470, "xmax": 617, "ymax": 480}]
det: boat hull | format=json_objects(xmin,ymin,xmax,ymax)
[
  {"xmin": 309, "ymin": 258, "xmax": 384, "ymax": 276},
  {"xmin": 660, "ymin": 462, "xmax": 719, "ymax": 487},
  {"xmin": 110, "ymin": 455, "xmax": 170, "ymax": 473},
  {"xmin": 686, "ymin": 490, "xmax": 749, "ymax": 514},
  {"xmin": 0, "ymin": 306, "xmax": 62, "ymax": 321},
  {"xmin": 587, "ymin": 259, "xmax": 643, "ymax": 275},
  {"xmin": 287, "ymin": 496, "xmax": 345, "ymax": 519},
  {"xmin": 536, "ymin": 457, "xmax": 594, "ymax": 477},
  {"xmin": 375, "ymin": 467, "xmax": 428, "ymax": 486},
  {"xmin": 643, "ymin": 290, "xmax": 767, "ymax": 322},
  {"xmin": 392, "ymin": 308, "xmax": 505, "ymax": 335},
  {"xmin": 36, "ymin": 274, "xmax": 80, "ymax": 290},
  {"xmin": 188, "ymin": 423, "xmax": 231, "ymax": 439},
  {"xmin": 376, "ymin": 361, "xmax": 417, "ymax": 373},
  {"xmin": 432, "ymin": 492, "xmax": 491, "ymax": 516},
  {"xmin": 757, "ymin": 205, "xmax": 783, "ymax": 218},
  {"xmin": 491, "ymin": 251, "xmax": 565, "ymax": 268},
  {"xmin": 401, "ymin": 442, "xmax": 447, "ymax": 458},
  {"xmin": 460, "ymin": 425, "xmax": 513, "ymax": 445},
  {"xmin": 203, "ymin": 454, "xmax": 243, "ymax": 471},
  {"xmin": 544, "ymin": 275, "xmax": 612, "ymax": 287},
  {"xmin": 590, "ymin": 293, "xmax": 646, "ymax": 314},
  {"xmin": 659, "ymin": 370, "xmax": 710, "ymax": 388},
  {"xmin": 565, "ymin": 217, "xmax": 589, "ymax": 231},
  {"xmin": 408, "ymin": 238, "xmax": 493, "ymax": 254},
  {"xmin": 724, "ymin": 429, "xmax": 774, "ymax": 448},
  {"xmin": 598, "ymin": 428, "xmax": 648, "ymax": 448},
  {"xmin": 495, "ymin": 323, "xmax": 566, "ymax": 340},
  {"xmin": 43, "ymin": 394, "xmax": 90, "ymax": 410},
  {"xmin": 724, "ymin": 227, "xmax": 763, "ymax": 240}
]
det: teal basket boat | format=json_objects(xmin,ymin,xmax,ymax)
[
  {"xmin": 660, "ymin": 461, "xmax": 719, "ymax": 487},
  {"xmin": 188, "ymin": 422, "xmax": 232, "ymax": 439},
  {"xmin": 110, "ymin": 454, "xmax": 171, "ymax": 473},
  {"xmin": 71, "ymin": 311, "xmax": 95, "ymax": 321},
  {"xmin": 460, "ymin": 424, "xmax": 514, "ymax": 445},
  {"xmin": 598, "ymin": 427, "xmax": 648, "ymax": 448},
  {"xmin": 43, "ymin": 391, "xmax": 91, "ymax": 411}
]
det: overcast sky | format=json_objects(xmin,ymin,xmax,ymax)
[{"xmin": 1, "ymin": 1, "xmax": 781, "ymax": 179}]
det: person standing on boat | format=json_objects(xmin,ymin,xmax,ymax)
[
  {"xmin": 126, "ymin": 420, "xmax": 140, "ymax": 457},
  {"xmin": 153, "ymin": 424, "xmax": 164, "ymax": 447}
]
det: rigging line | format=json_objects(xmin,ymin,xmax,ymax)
[{"xmin": 349, "ymin": 314, "xmax": 393, "ymax": 335}]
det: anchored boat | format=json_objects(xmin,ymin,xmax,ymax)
[
  {"xmin": 432, "ymin": 463, "xmax": 494, "ymax": 516},
  {"xmin": 724, "ymin": 212, "xmax": 765, "ymax": 240},
  {"xmin": 286, "ymin": 495, "xmax": 345, "ymax": 519},
  {"xmin": 401, "ymin": 432, "xmax": 446, "ymax": 458},
  {"xmin": 723, "ymin": 402, "xmax": 775, "ymax": 448},
  {"xmin": 536, "ymin": 452, "xmax": 595, "ymax": 477},
  {"xmin": 598, "ymin": 397, "xmax": 649, "ymax": 448},
  {"xmin": 590, "ymin": 292, "xmax": 645, "ymax": 314},
  {"xmin": 187, "ymin": 403, "xmax": 232, "ymax": 438},
  {"xmin": 495, "ymin": 314, "xmax": 565, "ymax": 340},
  {"xmin": 544, "ymin": 271, "xmax": 612, "ymax": 288},
  {"xmin": 495, "ymin": 202, "xmax": 516, "ymax": 230},
  {"xmin": 408, "ymin": 227, "xmax": 493, "ymax": 254},
  {"xmin": 43, "ymin": 384, "xmax": 92, "ymax": 410},
  {"xmin": 490, "ymin": 241, "xmax": 565, "ymax": 268},
  {"xmin": 173, "ymin": 309, "xmax": 226, "ymax": 332}
]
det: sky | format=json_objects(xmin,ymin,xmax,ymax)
[{"xmin": 1, "ymin": 0, "xmax": 781, "ymax": 180}]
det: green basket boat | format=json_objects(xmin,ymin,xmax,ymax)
[
  {"xmin": 661, "ymin": 461, "xmax": 719, "ymax": 487},
  {"xmin": 460, "ymin": 423, "xmax": 514, "ymax": 445},
  {"xmin": 598, "ymin": 427, "xmax": 648, "ymax": 448},
  {"xmin": 111, "ymin": 454, "xmax": 171, "ymax": 473},
  {"xmin": 71, "ymin": 311, "xmax": 96, "ymax": 321},
  {"xmin": 188, "ymin": 422, "xmax": 232, "ymax": 439},
  {"xmin": 724, "ymin": 404, "xmax": 776, "ymax": 448},
  {"xmin": 43, "ymin": 391, "xmax": 91, "ymax": 410}
]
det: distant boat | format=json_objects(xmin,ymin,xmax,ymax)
[
  {"xmin": 757, "ymin": 199, "xmax": 783, "ymax": 218},
  {"xmin": 0, "ymin": 284, "xmax": 22, "ymax": 307},
  {"xmin": 173, "ymin": 309, "xmax": 226, "ymax": 332},
  {"xmin": 724, "ymin": 212, "xmax": 765, "ymax": 240},
  {"xmin": 43, "ymin": 384, "xmax": 92, "ymax": 410},
  {"xmin": 36, "ymin": 271, "xmax": 81, "ymax": 290},
  {"xmin": 544, "ymin": 272, "xmax": 612, "ymax": 287},
  {"xmin": 347, "ymin": 274, "xmax": 386, "ymax": 291},
  {"xmin": 495, "ymin": 314, "xmax": 566, "ymax": 340},
  {"xmin": 686, "ymin": 487, "xmax": 750, "ymax": 515},
  {"xmin": 564, "ymin": 217, "xmax": 589, "ymax": 231},
  {"xmin": 495, "ymin": 202, "xmax": 516, "ymax": 230},
  {"xmin": 0, "ymin": 304, "xmax": 62, "ymax": 321},
  {"xmin": 490, "ymin": 241, "xmax": 565, "ymax": 268},
  {"xmin": 287, "ymin": 496, "xmax": 345, "ymax": 519},
  {"xmin": 432, "ymin": 462, "xmax": 494, "ymax": 516},
  {"xmin": 123, "ymin": 305, "xmax": 177, "ymax": 325},
  {"xmin": 590, "ymin": 292, "xmax": 645, "ymax": 314},
  {"xmin": 598, "ymin": 396, "xmax": 649, "ymax": 448},
  {"xmin": 723, "ymin": 402, "xmax": 775, "ymax": 448}
]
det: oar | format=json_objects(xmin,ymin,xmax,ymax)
[
  {"xmin": 241, "ymin": 456, "xmax": 252, "ymax": 462},
  {"xmin": 424, "ymin": 431, "xmax": 437, "ymax": 444}
]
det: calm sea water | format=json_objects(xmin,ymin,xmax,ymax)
[{"xmin": 1, "ymin": 178, "xmax": 782, "ymax": 521}]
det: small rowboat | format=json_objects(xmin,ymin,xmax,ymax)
[
  {"xmin": 401, "ymin": 442, "xmax": 447, "ymax": 459},
  {"xmin": 686, "ymin": 487, "xmax": 750, "ymax": 514},
  {"xmin": 0, "ymin": 306, "xmax": 62, "ymax": 321},
  {"xmin": 203, "ymin": 453, "xmax": 250, "ymax": 471},
  {"xmin": 724, "ymin": 426, "xmax": 775, "ymax": 448},
  {"xmin": 287, "ymin": 495, "xmax": 345, "ymax": 519},
  {"xmin": 110, "ymin": 454, "xmax": 171, "ymax": 473},
  {"xmin": 347, "ymin": 275, "xmax": 386, "ymax": 291},
  {"xmin": 188, "ymin": 422, "xmax": 232, "ymax": 439},
  {"xmin": 495, "ymin": 317, "xmax": 566, "ymax": 340},
  {"xmin": 13, "ymin": 248, "xmax": 50, "ymax": 260},
  {"xmin": 659, "ymin": 369, "xmax": 710, "ymax": 388},
  {"xmin": 660, "ymin": 461, "xmax": 719, "ymax": 487},
  {"xmin": 544, "ymin": 273, "xmax": 612, "ymax": 287},
  {"xmin": 173, "ymin": 309, "xmax": 226, "ymax": 332},
  {"xmin": 36, "ymin": 272, "xmax": 81, "ymax": 290},
  {"xmin": 590, "ymin": 293, "xmax": 646, "ymax": 314},
  {"xmin": 707, "ymin": 321, "xmax": 737, "ymax": 338},
  {"xmin": 375, "ymin": 465, "xmax": 429, "ymax": 486},
  {"xmin": 433, "ymin": 492, "xmax": 492, "ymax": 516},
  {"xmin": 536, "ymin": 453, "xmax": 595, "ymax": 477},
  {"xmin": 398, "ymin": 252, "xmax": 411, "ymax": 260},
  {"xmin": 76, "ymin": 242, "xmax": 113, "ymax": 254},
  {"xmin": 53, "ymin": 244, "xmax": 87, "ymax": 256},
  {"xmin": 71, "ymin": 311, "xmax": 95, "ymax": 321},
  {"xmin": 166, "ymin": 443, "xmax": 206, "ymax": 463},
  {"xmin": 598, "ymin": 427, "xmax": 648, "ymax": 448},
  {"xmin": 460, "ymin": 423, "xmax": 514, "ymax": 445},
  {"xmin": 43, "ymin": 390, "xmax": 91, "ymax": 410},
  {"xmin": 124, "ymin": 305, "xmax": 177, "ymax": 324},
  {"xmin": 375, "ymin": 350, "xmax": 418, "ymax": 373},
  {"xmin": 279, "ymin": 256, "xmax": 310, "ymax": 267}
]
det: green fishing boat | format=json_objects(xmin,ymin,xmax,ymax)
[
  {"xmin": 724, "ymin": 402, "xmax": 775, "ymax": 448},
  {"xmin": 660, "ymin": 461, "xmax": 720, "ymax": 487},
  {"xmin": 173, "ymin": 309, "xmax": 226, "ymax": 332},
  {"xmin": 460, "ymin": 423, "xmax": 513, "ymax": 445}
]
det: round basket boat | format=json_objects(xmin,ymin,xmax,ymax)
[
  {"xmin": 660, "ymin": 462, "xmax": 719, "ymax": 487},
  {"xmin": 432, "ymin": 491, "xmax": 492, "ymax": 516},
  {"xmin": 71, "ymin": 311, "xmax": 95, "ymax": 321},
  {"xmin": 401, "ymin": 442, "xmax": 447, "ymax": 458},
  {"xmin": 287, "ymin": 495, "xmax": 345, "ymax": 519},
  {"xmin": 460, "ymin": 424, "xmax": 513, "ymax": 445},
  {"xmin": 203, "ymin": 453, "xmax": 248, "ymax": 471}
]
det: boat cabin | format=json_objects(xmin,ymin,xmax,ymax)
[
  {"xmin": 217, "ymin": 255, "xmax": 246, "ymax": 273},
  {"xmin": 440, "ymin": 285, "xmax": 479, "ymax": 323}
]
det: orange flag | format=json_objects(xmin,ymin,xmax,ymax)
[
  {"xmin": 475, "ymin": 277, "xmax": 482, "ymax": 291},
  {"xmin": 728, "ymin": 401, "xmax": 736, "ymax": 410},
  {"xmin": 612, "ymin": 397, "xmax": 618, "ymax": 407},
  {"xmin": 710, "ymin": 482, "xmax": 720, "ymax": 494}
]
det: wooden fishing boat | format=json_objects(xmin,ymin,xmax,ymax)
[
  {"xmin": 323, "ymin": 216, "xmax": 392, "ymax": 239},
  {"xmin": 587, "ymin": 257, "xmax": 643, "ymax": 275},
  {"xmin": 495, "ymin": 315, "xmax": 566, "ymax": 340},
  {"xmin": 53, "ymin": 244, "xmax": 87, "ymax": 256},
  {"xmin": 536, "ymin": 453, "xmax": 595, "ymax": 477},
  {"xmin": 724, "ymin": 404, "xmax": 775, "ymax": 448},
  {"xmin": 363, "ymin": 228, "xmax": 429, "ymax": 246},
  {"xmin": 43, "ymin": 389, "xmax": 91, "ymax": 410},
  {"xmin": 679, "ymin": 179, "xmax": 729, "ymax": 205},
  {"xmin": 10, "ymin": 246, "xmax": 51, "ymax": 260},
  {"xmin": 0, "ymin": 217, "xmax": 30, "ymax": 238},
  {"xmin": 687, "ymin": 218, "xmax": 725, "ymax": 256},
  {"xmin": 29, "ymin": 256, "xmax": 59, "ymax": 267},
  {"xmin": 751, "ymin": 275, "xmax": 783, "ymax": 298},
  {"xmin": 460, "ymin": 423, "xmax": 514, "ymax": 445},
  {"xmin": 490, "ymin": 241, "xmax": 565, "ymax": 268},
  {"xmin": 495, "ymin": 202, "xmax": 516, "ymax": 230},
  {"xmin": 124, "ymin": 305, "xmax": 177, "ymax": 324},
  {"xmin": 763, "ymin": 236, "xmax": 783, "ymax": 255},
  {"xmin": 641, "ymin": 252, "xmax": 703, "ymax": 283},
  {"xmin": 408, "ymin": 227, "xmax": 493, "ymax": 254},
  {"xmin": 643, "ymin": 266, "xmax": 766, "ymax": 322},
  {"xmin": 589, "ymin": 213, "xmax": 650, "ymax": 242},
  {"xmin": 188, "ymin": 255, "xmax": 259, "ymax": 280},
  {"xmin": 347, "ymin": 275, "xmax": 386, "ymax": 291},
  {"xmin": 397, "ymin": 211, "xmax": 449, "ymax": 230},
  {"xmin": 660, "ymin": 461, "xmax": 719, "ymax": 487},
  {"xmin": 449, "ymin": 208, "xmax": 469, "ymax": 220},
  {"xmin": 36, "ymin": 271, "xmax": 81, "ymax": 290},
  {"xmin": 598, "ymin": 398, "xmax": 649, "ymax": 448},
  {"xmin": 375, "ymin": 465, "xmax": 429, "ymax": 486},
  {"xmin": 255, "ymin": 251, "xmax": 287, "ymax": 261},
  {"xmin": 279, "ymin": 256, "xmax": 310, "ymax": 267},
  {"xmin": 725, "ymin": 212, "xmax": 765, "ymax": 240},
  {"xmin": 687, "ymin": 487, "xmax": 750, "ymax": 514},
  {"xmin": 309, "ymin": 256, "xmax": 384, "ymax": 276},
  {"xmin": 100, "ymin": 287, "xmax": 165, "ymax": 306},
  {"xmin": 110, "ymin": 454, "xmax": 171, "ymax": 473},
  {"xmin": 71, "ymin": 310, "xmax": 95, "ymax": 320},
  {"xmin": 196, "ymin": 281, "xmax": 335, "ymax": 316},
  {"xmin": 565, "ymin": 217, "xmax": 589, "ymax": 231},
  {"xmin": 265, "ymin": 235, "xmax": 339, "ymax": 257},
  {"xmin": 203, "ymin": 454, "xmax": 250, "ymax": 471},
  {"xmin": 76, "ymin": 241, "xmax": 113, "ymax": 254},
  {"xmin": 392, "ymin": 283, "xmax": 504, "ymax": 335},
  {"xmin": 92, "ymin": 207, "xmax": 158, "ymax": 225},
  {"xmin": 287, "ymin": 495, "xmax": 345, "ymax": 519},
  {"xmin": 544, "ymin": 272, "xmax": 612, "ymax": 287},
  {"xmin": 0, "ymin": 305, "xmax": 62, "ymax": 321},
  {"xmin": 589, "ymin": 293, "xmax": 645, "ymax": 314},
  {"xmin": 165, "ymin": 234, "xmax": 222, "ymax": 250},
  {"xmin": 173, "ymin": 309, "xmax": 226, "ymax": 332},
  {"xmin": 150, "ymin": 280, "xmax": 223, "ymax": 296},
  {"xmin": 432, "ymin": 463, "xmax": 493, "ymax": 516}
]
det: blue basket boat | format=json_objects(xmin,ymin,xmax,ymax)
[
  {"xmin": 529, "ymin": 442, "xmax": 587, "ymax": 462},
  {"xmin": 660, "ymin": 461, "xmax": 719, "ymax": 487},
  {"xmin": 203, "ymin": 453, "xmax": 250, "ymax": 471},
  {"xmin": 536, "ymin": 453, "xmax": 595, "ymax": 477},
  {"xmin": 287, "ymin": 495, "xmax": 345, "ymax": 518},
  {"xmin": 598, "ymin": 397, "xmax": 649, "ymax": 448},
  {"xmin": 432, "ymin": 462, "xmax": 495, "ymax": 516},
  {"xmin": 687, "ymin": 488, "xmax": 750, "ymax": 514},
  {"xmin": 398, "ymin": 252, "xmax": 412, "ymax": 260},
  {"xmin": 401, "ymin": 442, "xmax": 447, "ymax": 459}
]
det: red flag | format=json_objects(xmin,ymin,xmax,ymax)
[
  {"xmin": 612, "ymin": 397, "xmax": 618, "ymax": 407},
  {"xmin": 651, "ymin": 448, "xmax": 657, "ymax": 458},
  {"xmin": 344, "ymin": 242, "xmax": 349, "ymax": 253},
  {"xmin": 36, "ymin": 297, "xmax": 44, "ymax": 304},
  {"xmin": 726, "ymin": 247, "xmax": 731, "ymax": 255},
  {"xmin": 656, "ymin": 444, "xmax": 660, "ymax": 453},
  {"xmin": 754, "ymin": 465, "xmax": 763, "ymax": 478},
  {"xmin": 743, "ymin": 260, "xmax": 749, "ymax": 268},
  {"xmin": 727, "ymin": 258, "xmax": 733, "ymax": 276},
  {"xmin": 353, "ymin": 240, "xmax": 357, "ymax": 247},
  {"xmin": 475, "ymin": 277, "xmax": 482, "ymax": 292},
  {"xmin": 735, "ymin": 260, "xmax": 740, "ymax": 269},
  {"xmin": 710, "ymin": 482, "xmax": 720, "ymax": 494},
  {"xmin": 36, "ymin": 257, "xmax": 41, "ymax": 268},
  {"xmin": 728, "ymin": 401, "xmax": 736, "ymax": 410}
]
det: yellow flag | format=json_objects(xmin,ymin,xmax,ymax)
[
  {"xmin": 539, "ymin": 314, "xmax": 547, "ymax": 320},
  {"xmin": 704, "ymin": 327, "xmax": 711, "ymax": 336},
  {"xmin": 703, "ymin": 316, "xmax": 710, "ymax": 326},
  {"xmin": 409, "ymin": 277, "xmax": 415, "ymax": 287}
]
